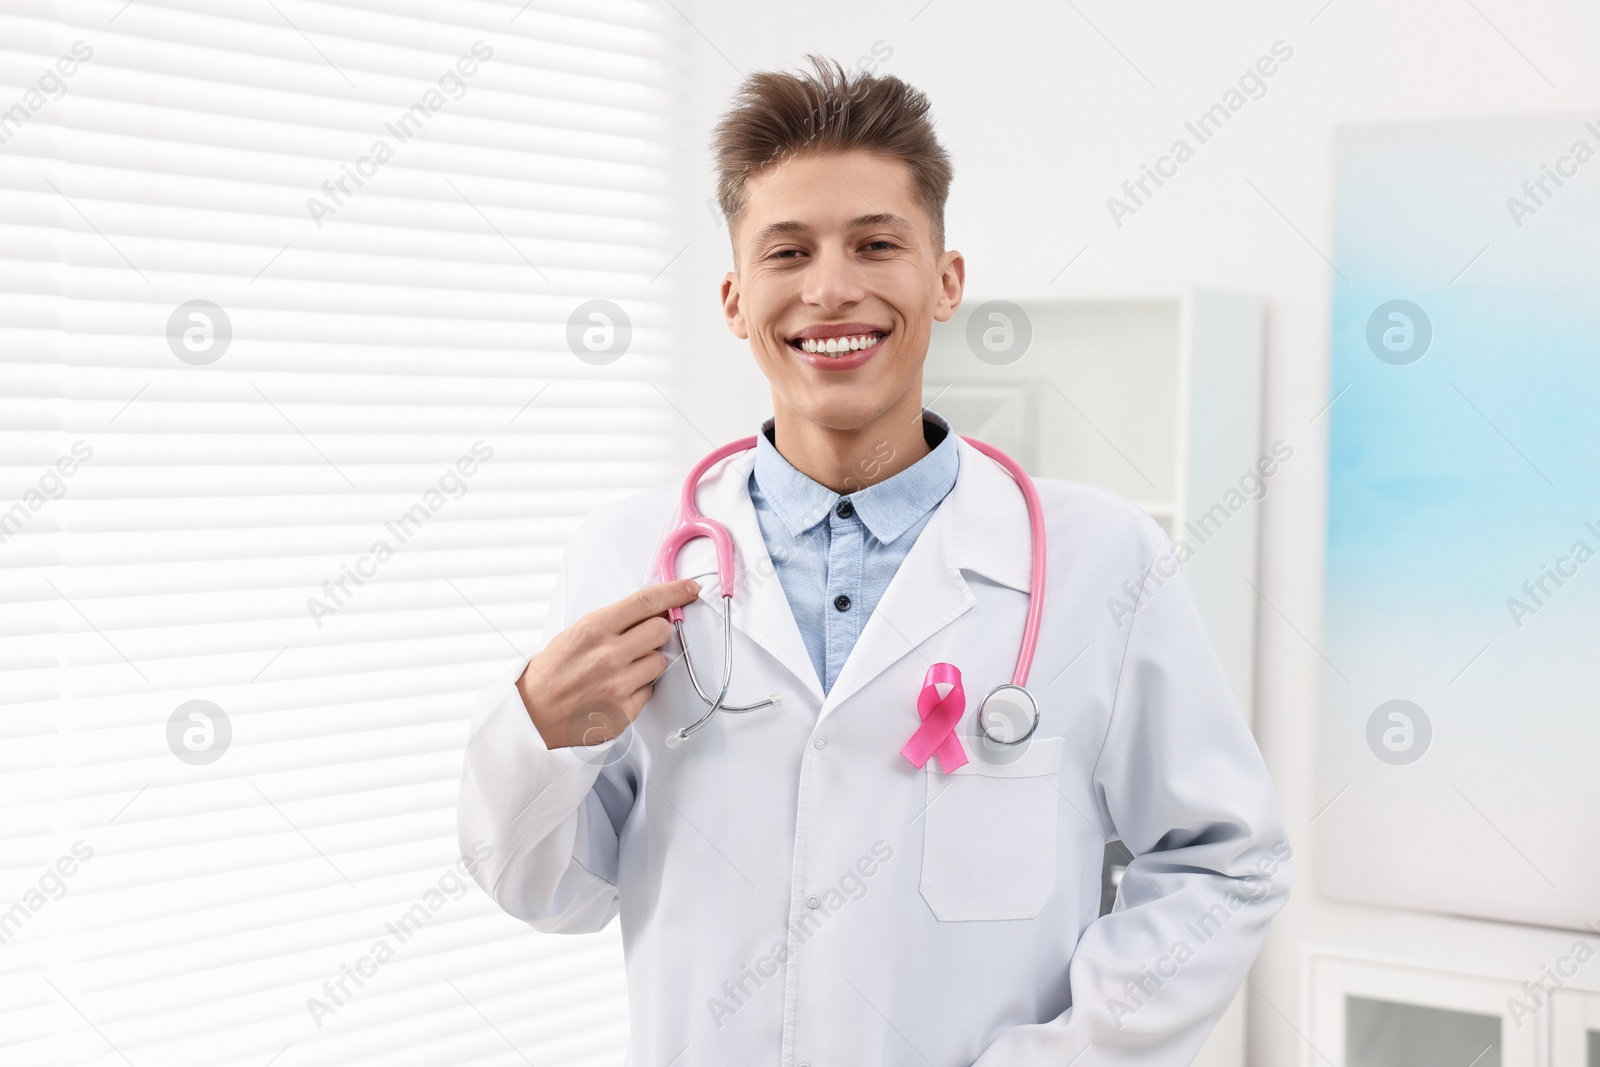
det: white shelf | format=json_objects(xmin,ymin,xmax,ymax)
[
  {"xmin": 924, "ymin": 288, "xmax": 1266, "ymax": 1067},
  {"xmin": 923, "ymin": 288, "xmax": 1267, "ymax": 722}
]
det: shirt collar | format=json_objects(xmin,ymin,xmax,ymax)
[{"xmin": 750, "ymin": 408, "xmax": 961, "ymax": 545}]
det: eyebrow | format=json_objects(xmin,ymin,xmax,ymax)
[{"xmin": 749, "ymin": 212, "xmax": 916, "ymax": 248}]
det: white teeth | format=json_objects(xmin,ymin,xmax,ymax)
[{"xmin": 796, "ymin": 333, "xmax": 885, "ymax": 354}]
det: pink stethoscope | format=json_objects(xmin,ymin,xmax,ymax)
[{"xmin": 652, "ymin": 434, "xmax": 1047, "ymax": 771}]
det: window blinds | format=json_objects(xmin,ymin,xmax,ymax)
[{"xmin": 0, "ymin": 2, "xmax": 686, "ymax": 1064}]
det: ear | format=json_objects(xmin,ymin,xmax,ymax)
[
  {"xmin": 721, "ymin": 271, "xmax": 749, "ymax": 340},
  {"xmin": 932, "ymin": 248, "xmax": 965, "ymax": 324}
]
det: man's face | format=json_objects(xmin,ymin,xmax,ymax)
[{"xmin": 721, "ymin": 150, "xmax": 964, "ymax": 432}]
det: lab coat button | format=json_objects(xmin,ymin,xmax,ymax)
[
  {"xmin": 813, "ymin": 735, "xmax": 827, "ymax": 749},
  {"xmin": 806, "ymin": 895, "xmax": 820, "ymax": 909}
]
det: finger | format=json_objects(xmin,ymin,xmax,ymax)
[
  {"xmin": 616, "ymin": 648, "xmax": 671, "ymax": 693},
  {"xmin": 618, "ymin": 613, "xmax": 675, "ymax": 658},
  {"xmin": 621, "ymin": 682, "xmax": 655, "ymax": 722},
  {"xmin": 595, "ymin": 579, "xmax": 701, "ymax": 633}
]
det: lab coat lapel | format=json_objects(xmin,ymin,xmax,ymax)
[
  {"xmin": 663, "ymin": 445, "xmax": 827, "ymax": 704},
  {"xmin": 818, "ymin": 436, "xmax": 1034, "ymax": 720}
]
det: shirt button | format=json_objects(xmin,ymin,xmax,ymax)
[
  {"xmin": 814, "ymin": 736, "xmax": 827, "ymax": 749},
  {"xmin": 833, "ymin": 594, "xmax": 851, "ymax": 611},
  {"xmin": 835, "ymin": 499, "xmax": 854, "ymax": 518},
  {"xmin": 806, "ymin": 895, "xmax": 820, "ymax": 909}
]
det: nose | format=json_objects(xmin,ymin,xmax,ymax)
[{"xmin": 799, "ymin": 242, "xmax": 867, "ymax": 311}]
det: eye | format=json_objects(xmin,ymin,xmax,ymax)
[
  {"xmin": 766, "ymin": 246, "xmax": 805, "ymax": 261},
  {"xmin": 863, "ymin": 239, "xmax": 897, "ymax": 252}
]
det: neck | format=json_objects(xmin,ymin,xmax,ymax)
[{"xmin": 769, "ymin": 388, "xmax": 932, "ymax": 494}]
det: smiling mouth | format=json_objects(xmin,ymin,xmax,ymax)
[{"xmin": 787, "ymin": 330, "xmax": 889, "ymax": 356}]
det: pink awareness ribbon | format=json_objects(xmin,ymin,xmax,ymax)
[{"xmin": 900, "ymin": 662, "xmax": 969, "ymax": 773}]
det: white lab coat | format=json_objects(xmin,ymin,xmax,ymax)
[{"xmin": 458, "ymin": 435, "xmax": 1291, "ymax": 1067}]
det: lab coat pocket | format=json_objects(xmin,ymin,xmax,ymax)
[{"xmin": 918, "ymin": 737, "xmax": 1066, "ymax": 922}]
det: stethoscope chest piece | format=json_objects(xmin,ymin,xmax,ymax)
[{"xmin": 976, "ymin": 683, "xmax": 1039, "ymax": 747}]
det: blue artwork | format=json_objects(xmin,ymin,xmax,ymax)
[{"xmin": 1319, "ymin": 115, "xmax": 1600, "ymax": 931}]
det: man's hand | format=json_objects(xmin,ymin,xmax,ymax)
[{"xmin": 517, "ymin": 578, "xmax": 700, "ymax": 750}]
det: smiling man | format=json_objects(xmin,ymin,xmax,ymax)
[
  {"xmin": 459, "ymin": 56, "xmax": 1290, "ymax": 1067},
  {"xmin": 714, "ymin": 76, "xmax": 962, "ymax": 498}
]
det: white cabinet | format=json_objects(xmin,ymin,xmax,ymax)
[
  {"xmin": 1310, "ymin": 951, "xmax": 1536, "ymax": 1067},
  {"xmin": 1551, "ymin": 991, "xmax": 1600, "ymax": 1067},
  {"xmin": 1312, "ymin": 947, "xmax": 1600, "ymax": 1067},
  {"xmin": 924, "ymin": 289, "xmax": 1267, "ymax": 1067}
]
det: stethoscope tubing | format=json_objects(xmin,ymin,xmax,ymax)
[
  {"xmin": 667, "ymin": 606, "xmax": 782, "ymax": 745},
  {"xmin": 955, "ymin": 436, "xmax": 1046, "ymax": 688},
  {"xmin": 655, "ymin": 431, "xmax": 1045, "ymax": 746}
]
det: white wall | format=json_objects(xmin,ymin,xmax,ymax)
[{"xmin": 667, "ymin": 2, "xmax": 1600, "ymax": 1064}]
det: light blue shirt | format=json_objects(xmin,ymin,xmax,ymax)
[{"xmin": 748, "ymin": 409, "xmax": 960, "ymax": 695}]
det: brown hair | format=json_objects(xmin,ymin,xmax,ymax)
[{"xmin": 711, "ymin": 54, "xmax": 954, "ymax": 257}]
